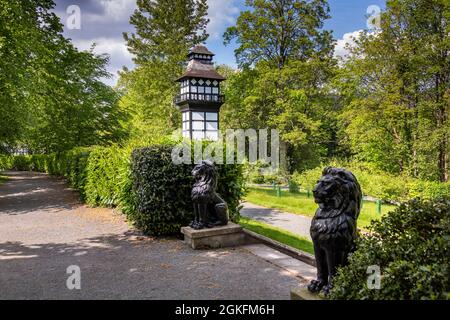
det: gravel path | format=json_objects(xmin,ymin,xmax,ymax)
[
  {"xmin": 0, "ymin": 171, "xmax": 303, "ymax": 300},
  {"xmin": 241, "ymin": 202, "xmax": 312, "ymax": 240}
]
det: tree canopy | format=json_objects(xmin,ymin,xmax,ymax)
[
  {"xmin": 0, "ymin": 0, "xmax": 127, "ymax": 153},
  {"xmin": 337, "ymin": 0, "xmax": 449, "ymax": 181},
  {"xmin": 222, "ymin": 0, "xmax": 337, "ymax": 172},
  {"xmin": 220, "ymin": 0, "xmax": 448, "ymax": 181}
]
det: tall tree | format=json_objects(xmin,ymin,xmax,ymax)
[
  {"xmin": 0, "ymin": 0, "xmax": 58, "ymax": 150},
  {"xmin": 222, "ymin": 0, "xmax": 336, "ymax": 172},
  {"xmin": 120, "ymin": 0, "xmax": 209, "ymax": 142},
  {"xmin": 26, "ymin": 46, "xmax": 127, "ymax": 153},
  {"xmin": 338, "ymin": 0, "xmax": 449, "ymax": 181},
  {"xmin": 0, "ymin": 0, "xmax": 127, "ymax": 153},
  {"xmin": 224, "ymin": 0, "xmax": 333, "ymax": 69}
]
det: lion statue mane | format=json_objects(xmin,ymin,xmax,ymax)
[
  {"xmin": 190, "ymin": 160, "xmax": 229, "ymax": 230},
  {"xmin": 308, "ymin": 167, "xmax": 362, "ymax": 295}
]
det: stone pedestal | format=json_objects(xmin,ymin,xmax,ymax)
[
  {"xmin": 181, "ymin": 222, "xmax": 246, "ymax": 249},
  {"xmin": 290, "ymin": 285, "xmax": 324, "ymax": 300}
]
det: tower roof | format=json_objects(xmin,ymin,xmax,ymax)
[
  {"xmin": 176, "ymin": 45, "xmax": 226, "ymax": 81},
  {"xmin": 189, "ymin": 44, "xmax": 214, "ymax": 56},
  {"xmin": 176, "ymin": 60, "xmax": 226, "ymax": 81}
]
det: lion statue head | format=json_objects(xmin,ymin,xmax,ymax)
[
  {"xmin": 313, "ymin": 167, "xmax": 362, "ymax": 220},
  {"xmin": 191, "ymin": 160, "xmax": 218, "ymax": 202},
  {"xmin": 190, "ymin": 160, "xmax": 229, "ymax": 229}
]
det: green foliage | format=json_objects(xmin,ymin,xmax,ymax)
[
  {"xmin": 222, "ymin": 0, "xmax": 338, "ymax": 173},
  {"xmin": 62, "ymin": 149, "xmax": 92, "ymax": 198},
  {"xmin": 336, "ymin": 0, "xmax": 449, "ymax": 182},
  {"xmin": 406, "ymin": 180, "xmax": 450, "ymax": 202},
  {"xmin": 330, "ymin": 198, "xmax": 450, "ymax": 300},
  {"xmin": 84, "ymin": 146, "xmax": 132, "ymax": 208},
  {"xmin": 0, "ymin": 0, "xmax": 58, "ymax": 146},
  {"xmin": 0, "ymin": 0, "xmax": 128, "ymax": 153},
  {"xmin": 0, "ymin": 155, "xmax": 12, "ymax": 170},
  {"xmin": 243, "ymin": 161, "xmax": 286, "ymax": 185},
  {"xmin": 11, "ymin": 156, "xmax": 31, "ymax": 171},
  {"xmin": 288, "ymin": 179, "xmax": 300, "ymax": 194},
  {"xmin": 28, "ymin": 154, "xmax": 49, "ymax": 172},
  {"xmin": 294, "ymin": 160, "xmax": 450, "ymax": 202},
  {"xmin": 224, "ymin": 0, "xmax": 333, "ymax": 69},
  {"xmin": 130, "ymin": 143, "xmax": 245, "ymax": 236},
  {"xmin": 216, "ymin": 157, "xmax": 246, "ymax": 222},
  {"xmin": 4, "ymin": 149, "xmax": 92, "ymax": 197},
  {"xmin": 3, "ymin": 146, "xmax": 133, "ymax": 212},
  {"xmin": 131, "ymin": 145, "xmax": 194, "ymax": 235}
]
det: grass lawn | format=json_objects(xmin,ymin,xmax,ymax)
[
  {"xmin": 238, "ymin": 216, "xmax": 314, "ymax": 255},
  {"xmin": 244, "ymin": 187, "xmax": 397, "ymax": 230}
]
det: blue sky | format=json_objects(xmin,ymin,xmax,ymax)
[{"xmin": 54, "ymin": 0, "xmax": 386, "ymax": 85}]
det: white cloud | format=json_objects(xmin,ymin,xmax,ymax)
[
  {"xmin": 334, "ymin": 30, "xmax": 364, "ymax": 60},
  {"xmin": 73, "ymin": 37, "xmax": 132, "ymax": 61},
  {"xmin": 207, "ymin": 0, "xmax": 240, "ymax": 40},
  {"xmin": 90, "ymin": 0, "xmax": 136, "ymax": 22},
  {"xmin": 81, "ymin": 0, "xmax": 136, "ymax": 24},
  {"xmin": 101, "ymin": 0, "xmax": 137, "ymax": 20},
  {"xmin": 73, "ymin": 37, "xmax": 134, "ymax": 85}
]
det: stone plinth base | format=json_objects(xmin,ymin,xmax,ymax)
[
  {"xmin": 181, "ymin": 222, "xmax": 246, "ymax": 249},
  {"xmin": 290, "ymin": 286, "xmax": 324, "ymax": 300}
]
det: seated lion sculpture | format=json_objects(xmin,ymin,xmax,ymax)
[
  {"xmin": 190, "ymin": 160, "xmax": 229, "ymax": 230},
  {"xmin": 308, "ymin": 167, "xmax": 362, "ymax": 296}
]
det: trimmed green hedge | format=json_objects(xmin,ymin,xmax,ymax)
[
  {"xmin": 330, "ymin": 197, "xmax": 450, "ymax": 300},
  {"xmin": 131, "ymin": 144, "xmax": 245, "ymax": 235},
  {"xmin": 84, "ymin": 146, "xmax": 131, "ymax": 208},
  {"xmin": 1, "ymin": 141, "xmax": 245, "ymax": 236}
]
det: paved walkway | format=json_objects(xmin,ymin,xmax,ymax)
[
  {"xmin": 241, "ymin": 202, "xmax": 312, "ymax": 240},
  {"xmin": 0, "ymin": 171, "xmax": 306, "ymax": 299}
]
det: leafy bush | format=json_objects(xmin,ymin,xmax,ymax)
[
  {"xmin": 0, "ymin": 155, "xmax": 12, "ymax": 170},
  {"xmin": 84, "ymin": 146, "xmax": 132, "ymax": 208},
  {"xmin": 288, "ymin": 179, "xmax": 300, "ymax": 193},
  {"xmin": 407, "ymin": 180, "xmax": 450, "ymax": 202},
  {"xmin": 29, "ymin": 154, "xmax": 48, "ymax": 172},
  {"xmin": 11, "ymin": 155, "xmax": 31, "ymax": 171},
  {"xmin": 293, "ymin": 160, "xmax": 449, "ymax": 202},
  {"xmin": 330, "ymin": 197, "xmax": 450, "ymax": 300},
  {"xmin": 64, "ymin": 149, "xmax": 91, "ymax": 198},
  {"xmin": 243, "ymin": 160, "xmax": 286, "ymax": 185},
  {"xmin": 131, "ymin": 143, "xmax": 245, "ymax": 236},
  {"xmin": 131, "ymin": 145, "xmax": 193, "ymax": 235}
]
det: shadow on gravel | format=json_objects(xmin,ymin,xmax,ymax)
[
  {"xmin": 0, "ymin": 231, "xmax": 301, "ymax": 300},
  {"xmin": 0, "ymin": 171, "xmax": 80, "ymax": 215}
]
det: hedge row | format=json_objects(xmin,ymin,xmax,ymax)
[
  {"xmin": 293, "ymin": 160, "xmax": 450, "ymax": 202},
  {"xmin": 0, "ymin": 142, "xmax": 245, "ymax": 236}
]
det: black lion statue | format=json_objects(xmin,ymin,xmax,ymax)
[
  {"xmin": 308, "ymin": 167, "xmax": 362, "ymax": 296},
  {"xmin": 190, "ymin": 160, "xmax": 229, "ymax": 230}
]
